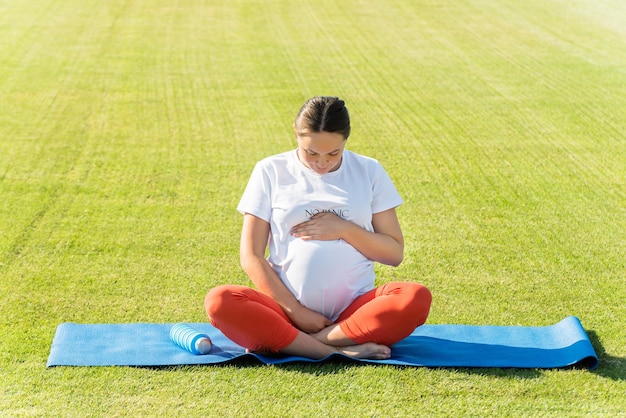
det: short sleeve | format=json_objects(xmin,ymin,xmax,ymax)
[
  {"xmin": 371, "ymin": 162, "xmax": 403, "ymax": 214},
  {"xmin": 237, "ymin": 162, "xmax": 273, "ymax": 222}
]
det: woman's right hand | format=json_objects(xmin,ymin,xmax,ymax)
[{"xmin": 286, "ymin": 304, "xmax": 333, "ymax": 334}]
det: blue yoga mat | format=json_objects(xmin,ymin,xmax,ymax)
[{"xmin": 46, "ymin": 316, "xmax": 598, "ymax": 369}]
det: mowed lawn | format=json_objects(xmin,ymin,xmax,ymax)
[{"xmin": 1, "ymin": 0, "xmax": 625, "ymax": 416}]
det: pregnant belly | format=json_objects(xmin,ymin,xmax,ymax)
[{"xmin": 281, "ymin": 238, "xmax": 374, "ymax": 320}]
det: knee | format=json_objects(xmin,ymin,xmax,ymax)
[
  {"xmin": 391, "ymin": 282, "xmax": 431, "ymax": 325},
  {"xmin": 205, "ymin": 285, "xmax": 245, "ymax": 320},
  {"xmin": 413, "ymin": 283, "xmax": 432, "ymax": 307},
  {"xmin": 410, "ymin": 283, "xmax": 432, "ymax": 325}
]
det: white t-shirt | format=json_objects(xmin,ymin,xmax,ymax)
[{"xmin": 237, "ymin": 149, "xmax": 403, "ymax": 321}]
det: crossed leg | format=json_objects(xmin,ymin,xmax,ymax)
[{"xmin": 205, "ymin": 282, "xmax": 431, "ymax": 360}]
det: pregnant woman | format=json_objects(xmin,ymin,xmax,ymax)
[{"xmin": 205, "ymin": 96, "xmax": 431, "ymax": 360}]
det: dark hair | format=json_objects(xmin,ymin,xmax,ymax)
[{"xmin": 294, "ymin": 96, "xmax": 351, "ymax": 139}]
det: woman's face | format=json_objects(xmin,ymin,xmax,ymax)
[{"xmin": 296, "ymin": 131, "xmax": 346, "ymax": 174}]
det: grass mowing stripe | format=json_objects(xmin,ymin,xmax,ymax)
[{"xmin": 1, "ymin": 0, "xmax": 625, "ymax": 415}]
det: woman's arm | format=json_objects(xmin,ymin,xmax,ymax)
[
  {"xmin": 290, "ymin": 208, "xmax": 404, "ymax": 266},
  {"xmin": 240, "ymin": 213, "xmax": 333, "ymax": 332}
]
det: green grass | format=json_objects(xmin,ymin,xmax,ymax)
[{"xmin": 1, "ymin": 0, "xmax": 625, "ymax": 416}]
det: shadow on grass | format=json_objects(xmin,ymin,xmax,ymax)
[
  {"xmin": 191, "ymin": 357, "xmax": 545, "ymax": 379},
  {"xmin": 279, "ymin": 363, "xmax": 546, "ymax": 379},
  {"xmin": 586, "ymin": 330, "xmax": 626, "ymax": 381},
  {"xmin": 220, "ymin": 360, "xmax": 545, "ymax": 379},
  {"xmin": 161, "ymin": 354, "xmax": 620, "ymax": 379},
  {"xmin": 158, "ymin": 356, "xmax": 363, "ymax": 375}
]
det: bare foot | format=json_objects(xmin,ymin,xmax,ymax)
[
  {"xmin": 339, "ymin": 342, "xmax": 391, "ymax": 360},
  {"xmin": 273, "ymin": 331, "xmax": 392, "ymax": 360}
]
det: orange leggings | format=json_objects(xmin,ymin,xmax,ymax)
[{"xmin": 205, "ymin": 282, "xmax": 432, "ymax": 353}]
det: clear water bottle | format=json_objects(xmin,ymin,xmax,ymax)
[{"xmin": 170, "ymin": 323, "xmax": 212, "ymax": 355}]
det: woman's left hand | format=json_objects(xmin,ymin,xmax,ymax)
[{"xmin": 290, "ymin": 212, "xmax": 351, "ymax": 241}]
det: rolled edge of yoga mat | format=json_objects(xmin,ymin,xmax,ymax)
[{"xmin": 170, "ymin": 323, "xmax": 213, "ymax": 355}]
